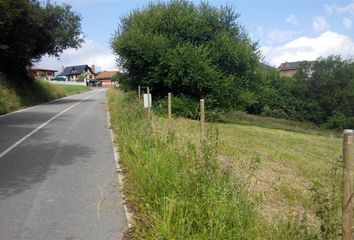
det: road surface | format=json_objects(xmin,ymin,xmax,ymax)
[{"xmin": 0, "ymin": 89, "xmax": 127, "ymax": 240}]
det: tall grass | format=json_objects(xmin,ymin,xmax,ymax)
[
  {"xmin": 109, "ymin": 89, "xmax": 345, "ymax": 239},
  {"xmin": 108, "ymin": 90, "xmax": 271, "ymax": 239},
  {"xmin": 0, "ymin": 73, "xmax": 90, "ymax": 114}
]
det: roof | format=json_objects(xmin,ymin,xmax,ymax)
[
  {"xmin": 95, "ymin": 71, "xmax": 119, "ymax": 80},
  {"xmin": 260, "ymin": 63, "xmax": 277, "ymax": 71},
  {"xmin": 28, "ymin": 68, "xmax": 57, "ymax": 72},
  {"xmin": 278, "ymin": 61, "xmax": 315, "ymax": 71},
  {"xmin": 59, "ymin": 65, "xmax": 94, "ymax": 76},
  {"xmin": 278, "ymin": 61, "xmax": 301, "ymax": 71}
]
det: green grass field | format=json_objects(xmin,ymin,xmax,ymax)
[
  {"xmin": 60, "ymin": 84, "xmax": 90, "ymax": 95},
  {"xmin": 108, "ymin": 89, "xmax": 344, "ymax": 239},
  {"xmin": 172, "ymin": 116, "xmax": 342, "ymax": 225}
]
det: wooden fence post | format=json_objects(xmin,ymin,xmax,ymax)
[
  {"xmin": 147, "ymin": 87, "xmax": 151, "ymax": 119},
  {"xmin": 138, "ymin": 85, "xmax": 141, "ymax": 100},
  {"xmin": 200, "ymin": 99, "xmax": 205, "ymax": 144},
  {"xmin": 342, "ymin": 129, "xmax": 354, "ymax": 240},
  {"xmin": 168, "ymin": 93, "xmax": 172, "ymax": 124}
]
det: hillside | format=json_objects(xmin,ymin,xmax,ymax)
[
  {"xmin": 0, "ymin": 74, "xmax": 90, "ymax": 115},
  {"xmin": 173, "ymin": 116, "xmax": 342, "ymax": 225}
]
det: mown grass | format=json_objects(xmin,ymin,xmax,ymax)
[
  {"xmin": 0, "ymin": 74, "xmax": 90, "ymax": 114},
  {"xmin": 172, "ymin": 117, "xmax": 342, "ymax": 232},
  {"xmin": 108, "ymin": 89, "xmax": 345, "ymax": 239},
  {"xmin": 218, "ymin": 111, "xmax": 340, "ymax": 137},
  {"xmin": 60, "ymin": 84, "xmax": 90, "ymax": 95}
]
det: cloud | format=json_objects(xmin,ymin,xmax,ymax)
[
  {"xmin": 312, "ymin": 16, "xmax": 330, "ymax": 32},
  {"xmin": 343, "ymin": 17, "xmax": 353, "ymax": 29},
  {"xmin": 261, "ymin": 31, "xmax": 354, "ymax": 66},
  {"xmin": 325, "ymin": 1, "xmax": 354, "ymax": 15},
  {"xmin": 37, "ymin": 38, "xmax": 118, "ymax": 72},
  {"xmin": 255, "ymin": 26, "xmax": 298, "ymax": 44},
  {"xmin": 266, "ymin": 29, "xmax": 298, "ymax": 44},
  {"xmin": 286, "ymin": 14, "xmax": 298, "ymax": 25}
]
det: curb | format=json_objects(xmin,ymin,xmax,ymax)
[{"xmin": 106, "ymin": 108, "xmax": 133, "ymax": 229}]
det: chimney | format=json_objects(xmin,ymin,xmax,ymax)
[
  {"xmin": 61, "ymin": 66, "xmax": 65, "ymax": 73},
  {"xmin": 91, "ymin": 64, "xmax": 95, "ymax": 74}
]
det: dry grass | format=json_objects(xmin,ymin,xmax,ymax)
[{"xmin": 164, "ymin": 115, "xmax": 342, "ymax": 228}]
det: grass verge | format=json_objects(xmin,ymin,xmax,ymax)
[
  {"xmin": 108, "ymin": 89, "xmax": 270, "ymax": 239},
  {"xmin": 0, "ymin": 74, "xmax": 90, "ymax": 114},
  {"xmin": 109, "ymin": 89, "xmax": 344, "ymax": 239}
]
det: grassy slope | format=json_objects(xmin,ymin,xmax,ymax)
[
  {"xmin": 173, "ymin": 117, "xmax": 342, "ymax": 224},
  {"xmin": 0, "ymin": 78, "xmax": 90, "ymax": 114},
  {"xmin": 109, "ymin": 89, "xmax": 343, "ymax": 239}
]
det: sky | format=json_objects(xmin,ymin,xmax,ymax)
[{"xmin": 38, "ymin": 0, "xmax": 354, "ymax": 71}]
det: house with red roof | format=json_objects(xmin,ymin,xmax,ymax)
[
  {"xmin": 94, "ymin": 71, "xmax": 119, "ymax": 87},
  {"xmin": 28, "ymin": 68, "xmax": 57, "ymax": 81}
]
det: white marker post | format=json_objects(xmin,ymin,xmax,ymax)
[{"xmin": 144, "ymin": 87, "xmax": 152, "ymax": 119}]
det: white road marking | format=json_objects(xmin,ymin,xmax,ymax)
[
  {"xmin": 0, "ymin": 105, "xmax": 38, "ymax": 119},
  {"xmin": 0, "ymin": 90, "xmax": 93, "ymax": 119},
  {"xmin": 0, "ymin": 90, "xmax": 102, "ymax": 159}
]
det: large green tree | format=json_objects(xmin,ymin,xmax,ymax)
[
  {"xmin": 294, "ymin": 56, "xmax": 354, "ymax": 128},
  {"xmin": 256, "ymin": 56, "xmax": 354, "ymax": 129},
  {"xmin": 111, "ymin": 0, "xmax": 261, "ymax": 110},
  {"xmin": 0, "ymin": 0, "xmax": 83, "ymax": 78}
]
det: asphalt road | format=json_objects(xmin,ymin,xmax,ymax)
[{"xmin": 0, "ymin": 89, "xmax": 127, "ymax": 240}]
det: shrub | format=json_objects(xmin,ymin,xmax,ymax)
[
  {"xmin": 0, "ymin": 73, "xmax": 22, "ymax": 114},
  {"xmin": 323, "ymin": 112, "xmax": 354, "ymax": 129},
  {"xmin": 111, "ymin": 0, "xmax": 260, "ymax": 109},
  {"xmin": 154, "ymin": 95, "xmax": 199, "ymax": 119}
]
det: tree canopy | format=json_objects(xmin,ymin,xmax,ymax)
[
  {"xmin": 111, "ymin": 0, "xmax": 261, "ymax": 110},
  {"xmin": 111, "ymin": 0, "xmax": 353, "ymax": 129},
  {"xmin": 0, "ymin": 0, "xmax": 83, "ymax": 77},
  {"xmin": 256, "ymin": 56, "xmax": 354, "ymax": 129}
]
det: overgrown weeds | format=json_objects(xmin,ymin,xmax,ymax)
[
  {"xmin": 108, "ymin": 89, "xmax": 344, "ymax": 239},
  {"xmin": 108, "ymin": 90, "xmax": 269, "ymax": 239}
]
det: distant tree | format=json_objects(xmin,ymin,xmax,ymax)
[
  {"xmin": 257, "ymin": 56, "xmax": 354, "ymax": 129},
  {"xmin": 0, "ymin": 0, "xmax": 83, "ymax": 80},
  {"xmin": 294, "ymin": 56, "xmax": 354, "ymax": 129},
  {"xmin": 111, "ymin": 0, "xmax": 260, "ymax": 110}
]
